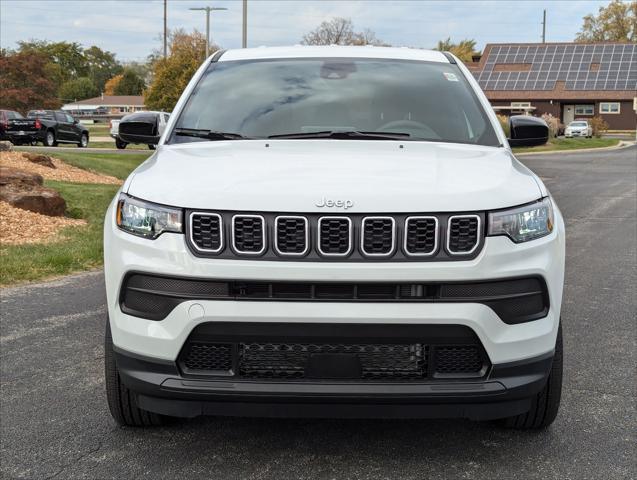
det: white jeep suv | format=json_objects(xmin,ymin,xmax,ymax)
[{"xmin": 104, "ymin": 46, "xmax": 565, "ymax": 429}]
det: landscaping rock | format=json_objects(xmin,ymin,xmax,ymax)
[
  {"xmin": 0, "ymin": 141, "xmax": 12, "ymax": 152},
  {"xmin": 0, "ymin": 167, "xmax": 43, "ymax": 187},
  {"xmin": 0, "ymin": 167, "xmax": 65, "ymax": 216},
  {"xmin": 22, "ymin": 152, "xmax": 56, "ymax": 169}
]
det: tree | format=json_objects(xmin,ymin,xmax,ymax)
[
  {"xmin": 576, "ymin": 0, "xmax": 636, "ymax": 42},
  {"xmin": 113, "ymin": 68, "xmax": 145, "ymax": 95},
  {"xmin": 58, "ymin": 77, "xmax": 99, "ymax": 102},
  {"xmin": 301, "ymin": 17, "xmax": 387, "ymax": 46},
  {"xmin": 0, "ymin": 51, "xmax": 61, "ymax": 112},
  {"xmin": 145, "ymin": 30, "xmax": 210, "ymax": 111},
  {"xmin": 84, "ymin": 46, "xmax": 122, "ymax": 92},
  {"xmin": 17, "ymin": 40, "xmax": 88, "ymax": 81},
  {"xmin": 434, "ymin": 38, "xmax": 479, "ymax": 62},
  {"xmin": 104, "ymin": 74, "xmax": 123, "ymax": 95}
]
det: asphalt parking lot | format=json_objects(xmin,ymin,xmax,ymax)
[{"xmin": 1, "ymin": 146, "xmax": 635, "ymax": 480}]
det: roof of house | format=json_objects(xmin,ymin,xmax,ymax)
[
  {"xmin": 63, "ymin": 95, "xmax": 145, "ymax": 107},
  {"xmin": 469, "ymin": 42, "xmax": 636, "ymax": 100}
]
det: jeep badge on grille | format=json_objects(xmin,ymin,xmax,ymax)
[{"xmin": 315, "ymin": 197, "xmax": 354, "ymax": 209}]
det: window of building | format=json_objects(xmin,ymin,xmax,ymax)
[
  {"xmin": 599, "ymin": 102, "xmax": 620, "ymax": 114},
  {"xmin": 574, "ymin": 104, "xmax": 594, "ymax": 115}
]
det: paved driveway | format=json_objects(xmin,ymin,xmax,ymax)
[{"xmin": 1, "ymin": 146, "xmax": 635, "ymax": 479}]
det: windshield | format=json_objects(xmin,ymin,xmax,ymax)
[
  {"xmin": 570, "ymin": 122, "xmax": 587, "ymax": 127},
  {"xmin": 171, "ymin": 58, "xmax": 500, "ymax": 146}
]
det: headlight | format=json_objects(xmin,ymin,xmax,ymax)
[
  {"xmin": 488, "ymin": 197, "xmax": 554, "ymax": 243},
  {"xmin": 116, "ymin": 194, "xmax": 182, "ymax": 239}
]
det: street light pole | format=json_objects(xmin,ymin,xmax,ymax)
[
  {"xmin": 242, "ymin": 0, "xmax": 247, "ymax": 48},
  {"xmin": 189, "ymin": 6, "xmax": 228, "ymax": 59},
  {"xmin": 163, "ymin": 0, "xmax": 167, "ymax": 57}
]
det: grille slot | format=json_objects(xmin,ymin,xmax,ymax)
[
  {"xmin": 404, "ymin": 216, "xmax": 437, "ymax": 255},
  {"xmin": 447, "ymin": 215, "xmax": 480, "ymax": 254},
  {"xmin": 274, "ymin": 216, "xmax": 308, "ymax": 256},
  {"xmin": 361, "ymin": 217, "xmax": 395, "ymax": 256},
  {"xmin": 190, "ymin": 213, "xmax": 223, "ymax": 253},
  {"xmin": 318, "ymin": 217, "xmax": 352, "ymax": 256},
  {"xmin": 232, "ymin": 215, "xmax": 266, "ymax": 254}
]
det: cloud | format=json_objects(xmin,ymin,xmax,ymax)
[{"xmin": 0, "ymin": 0, "xmax": 610, "ymax": 61}]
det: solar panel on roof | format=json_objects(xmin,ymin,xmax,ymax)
[{"xmin": 474, "ymin": 43, "xmax": 637, "ymax": 91}]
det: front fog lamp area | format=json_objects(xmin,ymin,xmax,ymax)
[
  {"xmin": 488, "ymin": 197, "xmax": 554, "ymax": 243},
  {"xmin": 116, "ymin": 194, "xmax": 183, "ymax": 239}
]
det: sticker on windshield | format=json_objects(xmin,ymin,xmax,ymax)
[{"xmin": 443, "ymin": 72, "xmax": 459, "ymax": 82}]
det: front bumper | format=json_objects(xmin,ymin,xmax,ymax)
[{"xmin": 115, "ymin": 346, "xmax": 553, "ymax": 420}]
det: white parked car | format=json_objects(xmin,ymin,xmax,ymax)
[
  {"xmin": 111, "ymin": 111, "xmax": 170, "ymax": 149},
  {"xmin": 104, "ymin": 46, "xmax": 564, "ymax": 429},
  {"xmin": 564, "ymin": 120, "xmax": 593, "ymax": 138}
]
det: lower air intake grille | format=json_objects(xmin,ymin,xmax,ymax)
[
  {"xmin": 434, "ymin": 346, "xmax": 484, "ymax": 375},
  {"xmin": 182, "ymin": 343, "xmax": 233, "ymax": 373},
  {"xmin": 239, "ymin": 342, "xmax": 427, "ymax": 380},
  {"xmin": 448, "ymin": 216, "xmax": 480, "ymax": 254},
  {"xmin": 179, "ymin": 339, "xmax": 489, "ymax": 381}
]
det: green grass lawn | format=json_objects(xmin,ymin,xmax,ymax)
[
  {"xmin": 22, "ymin": 149, "xmax": 151, "ymax": 180},
  {"xmin": 0, "ymin": 151, "xmax": 150, "ymax": 286},
  {"xmin": 47, "ymin": 141, "xmax": 151, "ymax": 150},
  {"xmin": 512, "ymin": 137, "xmax": 619, "ymax": 154}
]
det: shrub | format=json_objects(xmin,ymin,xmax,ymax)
[
  {"xmin": 496, "ymin": 114, "xmax": 510, "ymax": 137},
  {"xmin": 541, "ymin": 113, "xmax": 563, "ymax": 138},
  {"xmin": 589, "ymin": 116, "xmax": 609, "ymax": 138}
]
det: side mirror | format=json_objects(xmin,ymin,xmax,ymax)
[
  {"xmin": 508, "ymin": 115, "xmax": 549, "ymax": 147},
  {"xmin": 118, "ymin": 113, "xmax": 161, "ymax": 145}
]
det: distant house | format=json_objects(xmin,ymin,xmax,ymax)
[
  {"xmin": 468, "ymin": 42, "xmax": 637, "ymax": 130},
  {"xmin": 61, "ymin": 95, "xmax": 145, "ymax": 116}
]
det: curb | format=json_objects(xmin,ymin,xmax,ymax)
[{"xmin": 514, "ymin": 140, "xmax": 635, "ymax": 157}]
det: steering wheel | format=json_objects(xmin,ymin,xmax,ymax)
[{"xmin": 376, "ymin": 119, "xmax": 440, "ymax": 140}]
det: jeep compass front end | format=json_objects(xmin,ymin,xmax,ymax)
[{"xmin": 104, "ymin": 46, "xmax": 565, "ymax": 429}]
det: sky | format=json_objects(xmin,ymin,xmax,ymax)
[{"xmin": 1, "ymin": 0, "xmax": 612, "ymax": 62}]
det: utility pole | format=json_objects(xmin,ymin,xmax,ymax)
[
  {"xmin": 163, "ymin": 0, "xmax": 167, "ymax": 57},
  {"xmin": 541, "ymin": 9, "xmax": 546, "ymax": 43},
  {"xmin": 242, "ymin": 0, "xmax": 247, "ymax": 48},
  {"xmin": 190, "ymin": 5, "xmax": 228, "ymax": 59}
]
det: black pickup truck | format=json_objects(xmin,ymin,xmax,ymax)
[{"xmin": 4, "ymin": 110, "xmax": 89, "ymax": 147}]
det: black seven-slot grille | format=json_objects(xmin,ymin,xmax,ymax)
[
  {"xmin": 177, "ymin": 323, "xmax": 489, "ymax": 381},
  {"xmin": 120, "ymin": 273, "xmax": 549, "ymax": 325},
  {"xmin": 187, "ymin": 211, "xmax": 483, "ymax": 261}
]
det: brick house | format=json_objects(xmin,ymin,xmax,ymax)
[
  {"xmin": 468, "ymin": 43, "xmax": 637, "ymax": 131},
  {"xmin": 61, "ymin": 95, "xmax": 145, "ymax": 116}
]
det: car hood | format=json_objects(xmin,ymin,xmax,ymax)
[{"xmin": 126, "ymin": 140, "xmax": 542, "ymax": 213}]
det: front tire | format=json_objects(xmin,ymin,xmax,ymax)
[
  {"xmin": 104, "ymin": 319, "xmax": 163, "ymax": 427},
  {"xmin": 498, "ymin": 323, "xmax": 563, "ymax": 429},
  {"xmin": 115, "ymin": 138, "xmax": 128, "ymax": 149},
  {"xmin": 148, "ymin": 144, "xmax": 156, "ymax": 150}
]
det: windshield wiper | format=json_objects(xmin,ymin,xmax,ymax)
[
  {"xmin": 174, "ymin": 127, "xmax": 250, "ymax": 140},
  {"xmin": 268, "ymin": 130, "xmax": 412, "ymax": 140}
]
